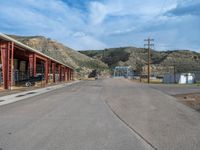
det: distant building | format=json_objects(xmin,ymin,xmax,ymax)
[
  {"xmin": 113, "ymin": 66, "xmax": 134, "ymax": 79},
  {"xmin": 163, "ymin": 73, "xmax": 195, "ymax": 84}
]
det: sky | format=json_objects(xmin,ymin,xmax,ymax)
[{"xmin": 0, "ymin": 0, "xmax": 200, "ymax": 51}]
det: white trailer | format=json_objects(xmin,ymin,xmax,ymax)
[{"xmin": 163, "ymin": 73, "xmax": 195, "ymax": 84}]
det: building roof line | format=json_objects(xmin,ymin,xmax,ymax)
[{"xmin": 0, "ymin": 33, "xmax": 73, "ymax": 70}]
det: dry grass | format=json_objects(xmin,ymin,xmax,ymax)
[
  {"xmin": 133, "ymin": 78, "xmax": 163, "ymax": 84},
  {"xmin": 175, "ymin": 93, "xmax": 200, "ymax": 112}
]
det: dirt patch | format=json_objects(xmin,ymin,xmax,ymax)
[{"xmin": 175, "ymin": 93, "xmax": 200, "ymax": 112}]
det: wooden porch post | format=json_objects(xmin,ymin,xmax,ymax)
[
  {"xmin": 64, "ymin": 67, "xmax": 66, "ymax": 81},
  {"xmin": 60, "ymin": 66, "xmax": 63, "ymax": 81},
  {"xmin": 10, "ymin": 42, "xmax": 14, "ymax": 89},
  {"xmin": 62, "ymin": 66, "xmax": 65, "ymax": 81},
  {"xmin": 69, "ymin": 69, "xmax": 71, "ymax": 81},
  {"xmin": 58, "ymin": 64, "xmax": 61, "ymax": 82},
  {"xmin": 33, "ymin": 54, "xmax": 36, "ymax": 77},
  {"xmin": 0, "ymin": 42, "xmax": 9, "ymax": 89},
  {"xmin": 45, "ymin": 59, "xmax": 49, "ymax": 83},
  {"xmin": 71, "ymin": 70, "xmax": 73, "ymax": 80},
  {"xmin": 67, "ymin": 68, "xmax": 69, "ymax": 81},
  {"xmin": 52, "ymin": 63, "xmax": 56, "ymax": 83},
  {"xmin": 29, "ymin": 53, "xmax": 36, "ymax": 77}
]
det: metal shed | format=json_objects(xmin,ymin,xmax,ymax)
[
  {"xmin": 0, "ymin": 33, "xmax": 74, "ymax": 90},
  {"xmin": 163, "ymin": 73, "xmax": 195, "ymax": 84}
]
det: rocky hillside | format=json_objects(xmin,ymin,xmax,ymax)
[
  {"xmin": 80, "ymin": 47, "xmax": 200, "ymax": 76},
  {"xmin": 9, "ymin": 35, "xmax": 108, "ymax": 77}
]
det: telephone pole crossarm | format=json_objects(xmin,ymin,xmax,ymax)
[{"xmin": 144, "ymin": 44, "xmax": 154, "ymax": 47}]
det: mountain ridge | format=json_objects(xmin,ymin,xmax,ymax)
[
  {"xmin": 80, "ymin": 47, "xmax": 200, "ymax": 75},
  {"xmin": 9, "ymin": 35, "xmax": 108, "ymax": 77}
]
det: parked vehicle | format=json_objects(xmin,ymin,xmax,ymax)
[{"xmin": 16, "ymin": 75, "xmax": 44, "ymax": 87}]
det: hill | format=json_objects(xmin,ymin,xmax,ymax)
[
  {"xmin": 9, "ymin": 35, "xmax": 108, "ymax": 78},
  {"xmin": 80, "ymin": 47, "xmax": 200, "ymax": 76}
]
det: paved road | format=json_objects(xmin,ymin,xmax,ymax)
[
  {"xmin": 0, "ymin": 80, "xmax": 152, "ymax": 150},
  {"xmin": 103, "ymin": 79, "xmax": 200, "ymax": 150},
  {"xmin": 0, "ymin": 79, "xmax": 200, "ymax": 150}
]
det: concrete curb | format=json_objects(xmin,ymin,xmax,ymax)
[{"xmin": 0, "ymin": 81, "xmax": 80, "ymax": 106}]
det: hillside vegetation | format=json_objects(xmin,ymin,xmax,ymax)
[
  {"xmin": 10, "ymin": 35, "xmax": 108, "ymax": 77},
  {"xmin": 80, "ymin": 47, "xmax": 200, "ymax": 75}
]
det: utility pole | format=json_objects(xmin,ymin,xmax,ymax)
[
  {"xmin": 144, "ymin": 38, "xmax": 154, "ymax": 84},
  {"xmin": 173, "ymin": 64, "xmax": 176, "ymax": 84}
]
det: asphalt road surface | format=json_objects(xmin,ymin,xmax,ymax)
[{"xmin": 0, "ymin": 78, "xmax": 200, "ymax": 150}]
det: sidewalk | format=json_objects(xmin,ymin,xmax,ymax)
[{"xmin": 0, "ymin": 81, "xmax": 80, "ymax": 106}]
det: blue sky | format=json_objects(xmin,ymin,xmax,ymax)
[{"xmin": 0, "ymin": 0, "xmax": 200, "ymax": 51}]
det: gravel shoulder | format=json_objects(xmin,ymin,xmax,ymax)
[{"xmin": 150, "ymin": 83, "xmax": 200, "ymax": 112}]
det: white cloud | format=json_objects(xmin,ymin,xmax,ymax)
[
  {"xmin": 109, "ymin": 27, "xmax": 136, "ymax": 35},
  {"xmin": 0, "ymin": 0, "xmax": 107, "ymax": 50},
  {"xmin": 89, "ymin": 2, "xmax": 108, "ymax": 25},
  {"xmin": 67, "ymin": 35, "xmax": 107, "ymax": 50},
  {"xmin": 0, "ymin": 0, "xmax": 199, "ymax": 51},
  {"xmin": 71, "ymin": 32, "xmax": 87, "ymax": 38}
]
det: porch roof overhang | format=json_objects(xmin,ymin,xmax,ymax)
[{"xmin": 0, "ymin": 33, "xmax": 74, "ymax": 70}]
